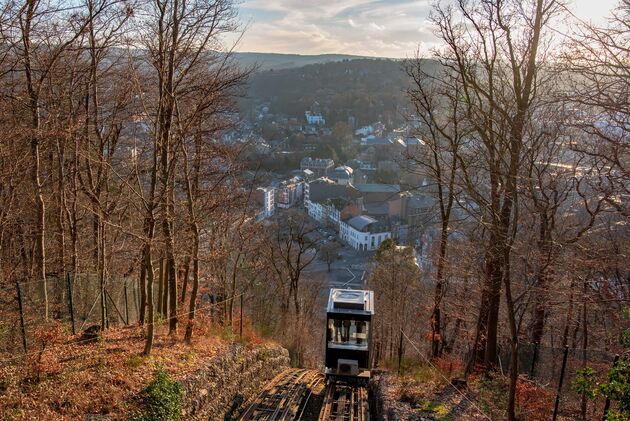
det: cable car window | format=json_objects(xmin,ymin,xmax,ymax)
[{"xmin": 327, "ymin": 319, "xmax": 369, "ymax": 349}]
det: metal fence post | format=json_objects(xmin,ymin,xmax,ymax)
[
  {"xmin": 124, "ymin": 281, "xmax": 130, "ymax": 325},
  {"xmin": 239, "ymin": 294, "xmax": 243, "ymax": 338},
  {"xmin": 398, "ymin": 329, "xmax": 404, "ymax": 374},
  {"xmin": 530, "ymin": 342, "xmax": 539, "ymax": 379},
  {"xmin": 552, "ymin": 345, "xmax": 569, "ymax": 421},
  {"xmin": 210, "ymin": 294, "xmax": 216, "ymax": 323},
  {"xmin": 602, "ymin": 354, "xmax": 620, "ymax": 420},
  {"xmin": 16, "ymin": 281, "xmax": 27, "ymax": 353},
  {"xmin": 66, "ymin": 273, "xmax": 76, "ymax": 335}
]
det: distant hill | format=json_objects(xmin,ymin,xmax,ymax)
[
  {"xmin": 234, "ymin": 52, "xmax": 385, "ymax": 71},
  {"xmin": 241, "ymin": 58, "xmax": 438, "ymax": 128}
]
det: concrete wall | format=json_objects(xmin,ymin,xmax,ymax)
[{"xmin": 180, "ymin": 343, "xmax": 290, "ymax": 420}]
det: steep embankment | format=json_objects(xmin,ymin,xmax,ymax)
[{"xmin": 0, "ymin": 325, "xmax": 289, "ymax": 420}]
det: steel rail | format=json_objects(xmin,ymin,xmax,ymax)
[
  {"xmin": 240, "ymin": 369, "xmax": 323, "ymax": 421},
  {"xmin": 318, "ymin": 382, "xmax": 369, "ymax": 421}
]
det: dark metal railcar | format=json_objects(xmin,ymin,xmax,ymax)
[{"xmin": 325, "ymin": 288, "xmax": 374, "ymax": 383}]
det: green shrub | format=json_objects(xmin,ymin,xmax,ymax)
[
  {"xmin": 600, "ymin": 358, "xmax": 630, "ymax": 420},
  {"xmin": 572, "ymin": 308, "xmax": 630, "ymax": 421},
  {"xmin": 135, "ymin": 368, "xmax": 184, "ymax": 421},
  {"xmin": 126, "ymin": 355, "xmax": 145, "ymax": 370},
  {"xmin": 418, "ymin": 400, "xmax": 449, "ymax": 417},
  {"xmin": 572, "ymin": 367, "xmax": 597, "ymax": 400}
]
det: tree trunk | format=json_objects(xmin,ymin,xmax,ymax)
[
  {"xmin": 139, "ymin": 256, "xmax": 147, "ymax": 324},
  {"xmin": 580, "ymin": 281, "xmax": 589, "ymax": 420},
  {"xmin": 143, "ymin": 243, "xmax": 155, "ymax": 355},
  {"xmin": 99, "ymin": 218, "xmax": 107, "ymax": 329},
  {"xmin": 531, "ymin": 213, "xmax": 553, "ymax": 344},
  {"xmin": 485, "ymin": 229, "xmax": 508, "ymax": 369},
  {"xmin": 504, "ymin": 254, "xmax": 519, "ymax": 421},
  {"xmin": 167, "ymin": 253, "xmax": 177, "ymax": 334},
  {"xmin": 182, "ymin": 138, "xmax": 199, "ymax": 343},
  {"xmin": 156, "ymin": 256, "xmax": 163, "ymax": 316},
  {"xmin": 561, "ymin": 278, "xmax": 576, "ymax": 347},
  {"xmin": 23, "ymin": 6, "xmax": 48, "ymax": 320},
  {"xmin": 431, "ymin": 219, "xmax": 449, "ymax": 358},
  {"xmin": 184, "ymin": 231, "xmax": 199, "ymax": 343},
  {"xmin": 55, "ymin": 139, "xmax": 67, "ymax": 280},
  {"xmin": 180, "ymin": 256, "xmax": 189, "ymax": 303}
]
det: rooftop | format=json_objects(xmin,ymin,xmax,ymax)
[
  {"xmin": 363, "ymin": 202, "xmax": 389, "ymax": 215},
  {"xmin": 355, "ymin": 184, "xmax": 401, "ymax": 194},
  {"xmin": 333, "ymin": 165, "xmax": 354, "ymax": 178},
  {"xmin": 309, "ymin": 179, "xmax": 356, "ymax": 203},
  {"xmin": 362, "ymin": 137, "xmax": 392, "ymax": 146},
  {"xmin": 327, "ymin": 288, "xmax": 374, "ymax": 315},
  {"xmin": 301, "ymin": 157, "xmax": 334, "ymax": 165},
  {"xmin": 346, "ymin": 215, "xmax": 378, "ymax": 231}
]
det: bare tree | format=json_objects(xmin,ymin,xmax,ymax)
[
  {"xmin": 405, "ymin": 56, "xmax": 466, "ymax": 358},
  {"xmin": 137, "ymin": 0, "xmax": 242, "ymax": 337},
  {"xmin": 3, "ymin": 0, "xmax": 100, "ymax": 320},
  {"xmin": 267, "ymin": 210, "xmax": 318, "ymax": 321},
  {"xmin": 319, "ymin": 241, "xmax": 341, "ymax": 272},
  {"xmin": 563, "ymin": 1, "xmax": 629, "ymax": 218},
  {"xmin": 369, "ymin": 239, "xmax": 422, "ymax": 365},
  {"xmin": 422, "ymin": 1, "xmax": 564, "ymax": 417}
]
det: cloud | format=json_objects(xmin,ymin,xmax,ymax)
[
  {"xmin": 229, "ymin": 0, "xmax": 620, "ymax": 58},
  {"xmin": 370, "ymin": 22, "xmax": 385, "ymax": 31},
  {"xmin": 232, "ymin": 0, "xmax": 438, "ymax": 58}
]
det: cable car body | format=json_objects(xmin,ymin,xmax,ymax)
[{"xmin": 325, "ymin": 288, "xmax": 374, "ymax": 384}]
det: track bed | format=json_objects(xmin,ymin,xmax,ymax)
[
  {"xmin": 239, "ymin": 369, "xmax": 323, "ymax": 421},
  {"xmin": 318, "ymin": 381, "xmax": 370, "ymax": 421}
]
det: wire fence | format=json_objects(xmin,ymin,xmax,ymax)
[
  {"xmin": 498, "ymin": 342, "xmax": 619, "ymax": 418},
  {"xmin": 0, "ymin": 273, "xmax": 139, "ymax": 356}
]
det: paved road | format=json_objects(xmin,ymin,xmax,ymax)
[{"xmin": 305, "ymin": 239, "xmax": 373, "ymax": 290}]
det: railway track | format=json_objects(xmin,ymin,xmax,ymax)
[
  {"xmin": 318, "ymin": 382, "xmax": 370, "ymax": 421},
  {"xmin": 240, "ymin": 369, "xmax": 323, "ymax": 421}
]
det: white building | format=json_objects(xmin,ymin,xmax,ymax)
[
  {"xmin": 339, "ymin": 215, "xmax": 391, "ymax": 251},
  {"xmin": 256, "ymin": 187, "xmax": 275, "ymax": 220},
  {"xmin": 306, "ymin": 200, "xmax": 325, "ymax": 223},
  {"xmin": 306, "ymin": 198, "xmax": 342, "ymax": 230},
  {"xmin": 305, "ymin": 111, "xmax": 325, "ymax": 126},
  {"xmin": 355, "ymin": 125, "xmax": 374, "ymax": 136}
]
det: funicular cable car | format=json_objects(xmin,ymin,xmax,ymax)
[{"xmin": 325, "ymin": 288, "xmax": 374, "ymax": 384}]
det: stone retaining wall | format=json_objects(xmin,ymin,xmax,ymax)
[{"xmin": 180, "ymin": 343, "xmax": 290, "ymax": 420}]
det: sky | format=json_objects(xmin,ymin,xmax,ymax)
[{"xmin": 231, "ymin": 0, "xmax": 621, "ymax": 58}]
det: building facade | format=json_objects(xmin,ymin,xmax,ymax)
[
  {"xmin": 276, "ymin": 176, "xmax": 305, "ymax": 209},
  {"xmin": 305, "ymin": 111, "xmax": 325, "ymax": 125},
  {"xmin": 339, "ymin": 215, "xmax": 391, "ymax": 251},
  {"xmin": 255, "ymin": 187, "xmax": 275, "ymax": 220}
]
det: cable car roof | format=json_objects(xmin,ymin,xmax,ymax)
[{"xmin": 327, "ymin": 288, "xmax": 374, "ymax": 315}]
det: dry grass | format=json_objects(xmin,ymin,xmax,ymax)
[{"xmin": 0, "ymin": 320, "xmax": 235, "ymax": 420}]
